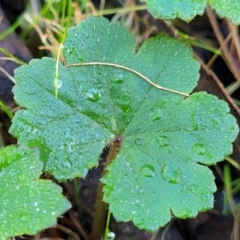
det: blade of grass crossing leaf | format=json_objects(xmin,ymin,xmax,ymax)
[{"xmin": 54, "ymin": 0, "xmax": 72, "ymax": 98}]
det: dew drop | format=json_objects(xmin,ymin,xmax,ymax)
[
  {"xmin": 97, "ymin": 37, "xmax": 100, "ymax": 42},
  {"xmin": 207, "ymin": 152, "xmax": 213, "ymax": 159},
  {"xmin": 192, "ymin": 143, "xmax": 207, "ymax": 155},
  {"xmin": 96, "ymin": 69, "xmax": 102, "ymax": 75},
  {"xmin": 106, "ymin": 232, "xmax": 115, "ymax": 240},
  {"xmin": 156, "ymin": 136, "xmax": 170, "ymax": 147},
  {"xmin": 180, "ymin": 209, "xmax": 191, "ymax": 218},
  {"xmin": 161, "ymin": 164, "xmax": 180, "ymax": 184},
  {"xmin": 134, "ymin": 138, "xmax": 143, "ymax": 146},
  {"xmin": 140, "ymin": 164, "xmax": 156, "ymax": 178},
  {"xmin": 111, "ymin": 78, "xmax": 123, "ymax": 84},
  {"xmin": 211, "ymin": 117, "xmax": 220, "ymax": 124},
  {"xmin": 19, "ymin": 214, "xmax": 30, "ymax": 222},
  {"xmin": 190, "ymin": 184, "xmax": 197, "ymax": 193},
  {"xmin": 151, "ymin": 108, "xmax": 163, "ymax": 121},
  {"xmin": 57, "ymin": 79, "xmax": 63, "ymax": 88},
  {"xmin": 82, "ymin": 32, "xmax": 89, "ymax": 38},
  {"xmin": 85, "ymin": 88, "xmax": 101, "ymax": 102},
  {"xmin": 135, "ymin": 217, "xmax": 145, "ymax": 227}
]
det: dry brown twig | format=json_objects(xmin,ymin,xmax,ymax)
[{"xmin": 206, "ymin": 6, "xmax": 240, "ymax": 88}]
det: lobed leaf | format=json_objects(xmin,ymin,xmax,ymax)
[
  {"xmin": 101, "ymin": 92, "xmax": 237, "ymax": 231},
  {"xmin": 0, "ymin": 146, "xmax": 71, "ymax": 238},
  {"xmin": 10, "ymin": 17, "xmax": 238, "ymax": 231},
  {"xmin": 10, "ymin": 17, "xmax": 199, "ymax": 181}
]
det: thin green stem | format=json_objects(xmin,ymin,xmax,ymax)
[
  {"xmin": 0, "ymin": 100, "xmax": 13, "ymax": 119},
  {"xmin": 223, "ymin": 163, "xmax": 239, "ymax": 240},
  {"xmin": 0, "ymin": 13, "xmax": 25, "ymax": 41},
  {"xmin": 0, "ymin": 47, "xmax": 26, "ymax": 65},
  {"xmin": 67, "ymin": 62, "xmax": 189, "ymax": 97},
  {"xmin": 54, "ymin": 44, "xmax": 62, "ymax": 98},
  {"xmin": 177, "ymin": 31, "xmax": 222, "ymax": 55},
  {"xmin": 20, "ymin": 0, "xmax": 57, "ymax": 39},
  {"xmin": 225, "ymin": 156, "xmax": 240, "ymax": 170},
  {"xmin": 223, "ymin": 163, "xmax": 234, "ymax": 212},
  {"xmin": 103, "ymin": 210, "xmax": 112, "ymax": 239},
  {"xmin": 54, "ymin": 0, "xmax": 72, "ymax": 98},
  {"xmin": 91, "ymin": 141, "xmax": 120, "ymax": 240}
]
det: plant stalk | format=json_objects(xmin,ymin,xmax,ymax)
[{"xmin": 91, "ymin": 139, "xmax": 121, "ymax": 240}]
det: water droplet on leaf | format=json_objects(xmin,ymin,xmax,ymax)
[
  {"xmin": 19, "ymin": 214, "xmax": 30, "ymax": 222},
  {"xmin": 82, "ymin": 32, "xmax": 89, "ymax": 38},
  {"xmin": 106, "ymin": 232, "xmax": 115, "ymax": 240},
  {"xmin": 134, "ymin": 138, "xmax": 143, "ymax": 146},
  {"xmin": 190, "ymin": 184, "xmax": 197, "ymax": 193},
  {"xmin": 211, "ymin": 117, "xmax": 220, "ymax": 124},
  {"xmin": 180, "ymin": 209, "xmax": 191, "ymax": 218},
  {"xmin": 120, "ymin": 104, "xmax": 131, "ymax": 113},
  {"xmin": 161, "ymin": 164, "xmax": 180, "ymax": 184},
  {"xmin": 96, "ymin": 69, "xmax": 102, "ymax": 75},
  {"xmin": 140, "ymin": 164, "xmax": 156, "ymax": 177},
  {"xmin": 57, "ymin": 79, "xmax": 62, "ymax": 88},
  {"xmin": 156, "ymin": 136, "xmax": 170, "ymax": 147},
  {"xmin": 111, "ymin": 78, "xmax": 123, "ymax": 84},
  {"xmin": 192, "ymin": 143, "xmax": 206, "ymax": 155},
  {"xmin": 151, "ymin": 108, "xmax": 163, "ymax": 121},
  {"xmin": 85, "ymin": 88, "xmax": 101, "ymax": 102}
]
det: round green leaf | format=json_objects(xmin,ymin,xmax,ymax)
[{"xmin": 0, "ymin": 146, "xmax": 71, "ymax": 238}]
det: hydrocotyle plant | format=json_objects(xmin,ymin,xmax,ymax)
[
  {"xmin": 10, "ymin": 17, "xmax": 238, "ymax": 231},
  {"xmin": 2, "ymin": 16, "xmax": 239, "ymax": 236}
]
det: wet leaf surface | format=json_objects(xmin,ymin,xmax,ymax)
[
  {"xmin": 10, "ymin": 17, "xmax": 238, "ymax": 231},
  {"xmin": 0, "ymin": 146, "xmax": 71, "ymax": 238},
  {"xmin": 209, "ymin": 0, "xmax": 240, "ymax": 24}
]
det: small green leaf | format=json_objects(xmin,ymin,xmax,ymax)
[
  {"xmin": 141, "ymin": 0, "xmax": 240, "ymax": 24},
  {"xmin": 10, "ymin": 17, "xmax": 238, "ymax": 231},
  {"xmin": 140, "ymin": 0, "xmax": 206, "ymax": 21},
  {"xmin": 209, "ymin": 0, "xmax": 240, "ymax": 24},
  {"xmin": 0, "ymin": 146, "xmax": 71, "ymax": 238}
]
